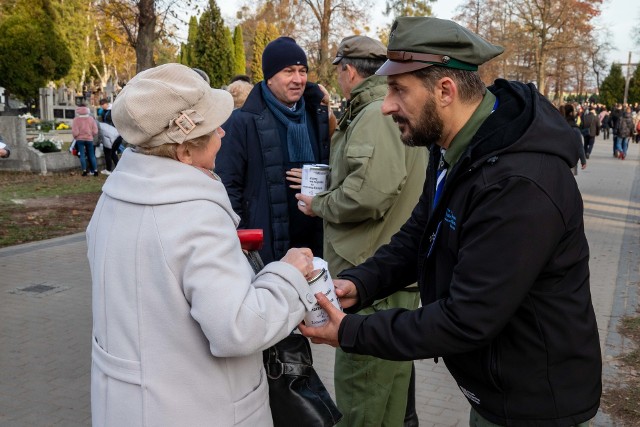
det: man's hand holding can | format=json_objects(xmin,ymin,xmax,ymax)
[{"xmin": 299, "ymin": 291, "xmax": 345, "ymax": 347}]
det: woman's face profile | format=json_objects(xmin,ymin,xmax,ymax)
[{"xmin": 190, "ymin": 127, "xmax": 225, "ymax": 170}]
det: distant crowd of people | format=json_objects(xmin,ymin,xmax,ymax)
[{"xmin": 560, "ymin": 101, "xmax": 640, "ymax": 162}]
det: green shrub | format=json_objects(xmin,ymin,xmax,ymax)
[
  {"xmin": 39, "ymin": 121, "xmax": 55, "ymax": 132},
  {"xmin": 32, "ymin": 140, "xmax": 61, "ymax": 153}
]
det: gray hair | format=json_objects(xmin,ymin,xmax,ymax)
[{"xmin": 340, "ymin": 57, "xmax": 387, "ymax": 79}]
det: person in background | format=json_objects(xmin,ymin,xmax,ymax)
[
  {"xmin": 72, "ymin": 105, "xmax": 99, "ymax": 176},
  {"xmin": 192, "ymin": 68, "xmax": 211, "ymax": 85},
  {"xmin": 580, "ymin": 107, "xmax": 599, "ymax": 159},
  {"xmin": 230, "ymin": 74, "xmax": 252, "ymax": 84},
  {"xmin": 600, "ymin": 109, "xmax": 611, "ymax": 140},
  {"xmin": 296, "ymin": 35, "xmax": 427, "ymax": 427},
  {"xmin": 98, "ymin": 98, "xmax": 111, "ymax": 123},
  {"xmin": 610, "ymin": 104, "xmax": 622, "ymax": 156},
  {"xmin": 0, "ymin": 132, "xmax": 9, "ymax": 158},
  {"xmin": 88, "ymin": 63, "xmax": 316, "ymax": 426},
  {"xmin": 300, "ymin": 16, "xmax": 601, "ymax": 427},
  {"xmin": 217, "ymin": 37, "xmax": 332, "ymax": 264},
  {"xmin": 98, "ymin": 121, "xmax": 121, "ymax": 175},
  {"xmin": 561, "ymin": 104, "xmax": 587, "ymax": 175},
  {"xmin": 614, "ymin": 106, "xmax": 635, "ymax": 159},
  {"xmin": 226, "ymin": 80, "xmax": 254, "ymax": 109}
]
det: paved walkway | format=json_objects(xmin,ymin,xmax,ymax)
[{"xmin": 1, "ymin": 135, "xmax": 638, "ymax": 426}]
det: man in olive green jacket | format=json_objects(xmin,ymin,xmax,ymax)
[{"xmin": 296, "ymin": 35, "xmax": 428, "ymax": 427}]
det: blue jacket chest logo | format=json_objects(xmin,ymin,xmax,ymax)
[{"xmin": 444, "ymin": 208, "xmax": 457, "ymax": 231}]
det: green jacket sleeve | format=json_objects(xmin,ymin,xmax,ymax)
[{"xmin": 312, "ymin": 109, "xmax": 408, "ymax": 224}]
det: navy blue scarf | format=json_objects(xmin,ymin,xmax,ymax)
[{"xmin": 261, "ymin": 81, "xmax": 314, "ymax": 163}]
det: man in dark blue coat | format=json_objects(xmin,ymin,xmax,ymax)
[
  {"xmin": 217, "ymin": 37, "xmax": 331, "ymax": 263},
  {"xmin": 300, "ymin": 17, "xmax": 601, "ymax": 426}
]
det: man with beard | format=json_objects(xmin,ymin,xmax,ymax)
[{"xmin": 299, "ymin": 17, "xmax": 602, "ymax": 426}]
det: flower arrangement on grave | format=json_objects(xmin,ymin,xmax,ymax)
[
  {"xmin": 20, "ymin": 113, "xmax": 40, "ymax": 127},
  {"xmin": 29, "ymin": 134, "xmax": 63, "ymax": 153}
]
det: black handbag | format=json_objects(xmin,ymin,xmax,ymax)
[
  {"xmin": 263, "ymin": 333, "xmax": 343, "ymax": 427},
  {"xmin": 237, "ymin": 230, "xmax": 342, "ymax": 427}
]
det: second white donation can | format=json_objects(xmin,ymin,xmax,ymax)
[{"xmin": 301, "ymin": 164, "xmax": 330, "ymax": 196}]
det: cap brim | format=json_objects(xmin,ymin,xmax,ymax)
[
  {"xmin": 204, "ymin": 88, "xmax": 234, "ymax": 131},
  {"xmin": 375, "ymin": 60, "xmax": 433, "ymax": 76},
  {"xmin": 332, "ymin": 56, "xmax": 343, "ymax": 65}
]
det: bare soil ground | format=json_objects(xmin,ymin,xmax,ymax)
[{"xmin": 601, "ymin": 314, "xmax": 640, "ymax": 426}]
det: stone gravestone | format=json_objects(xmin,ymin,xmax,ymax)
[
  {"xmin": 39, "ymin": 87, "xmax": 55, "ymax": 122},
  {"xmin": 39, "ymin": 83, "xmax": 78, "ymax": 124}
]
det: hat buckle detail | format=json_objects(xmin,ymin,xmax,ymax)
[
  {"xmin": 165, "ymin": 109, "xmax": 206, "ymax": 144},
  {"xmin": 174, "ymin": 112, "xmax": 197, "ymax": 135}
]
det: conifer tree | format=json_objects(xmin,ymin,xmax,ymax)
[
  {"xmin": 224, "ymin": 25, "xmax": 235, "ymax": 80},
  {"xmin": 50, "ymin": 0, "xmax": 92, "ymax": 86},
  {"xmin": 193, "ymin": 0, "xmax": 233, "ymax": 87},
  {"xmin": 250, "ymin": 21, "xmax": 268, "ymax": 82},
  {"xmin": 250, "ymin": 21, "xmax": 279, "ymax": 82},
  {"xmin": 178, "ymin": 43, "xmax": 187, "ymax": 65},
  {"xmin": 627, "ymin": 64, "xmax": 640, "ymax": 105},
  {"xmin": 599, "ymin": 63, "xmax": 626, "ymax": 108},
  {"xmin": 179, "ymin": 16, "xmax": 199, "ymax": 66},
  {"xmin": 265, "ymin": 23, "xmax": 279, "ymax": 43},
  {"xmin": 233, "ymin": 25, "xmax": 247, "ymax": 77}
]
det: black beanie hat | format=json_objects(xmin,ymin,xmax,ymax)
[{"xmin": 262, "ymin": 37, "xmax": 308, "ymax": 81}]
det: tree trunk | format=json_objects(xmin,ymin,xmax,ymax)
[
  {"xmin": 317, "ymin": 8, "xmax": 331, "ymax": 85},
  {"xmin": 536, "ymin": 46, "xmax": 546, "ymax": 94},
  {"xmin": 136, "ymin": 0, "xmax": 156, "ymax": 73}
]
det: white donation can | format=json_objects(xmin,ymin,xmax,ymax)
[
  {"xmin": 304, "ymin": 257, "xmax": 342, "ymax": 327},
  {"xmin": 301, "ymin": 164, "xmax": 330, "ymax": 197}
]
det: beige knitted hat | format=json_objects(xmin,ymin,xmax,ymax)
[{"xmin": 112, "ymin": 63, "xmax": 233, "ymax": 148}]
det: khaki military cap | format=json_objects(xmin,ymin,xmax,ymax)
[
  {"xmin": 376, "ymin": 17, "xmax": 504, "ymax": 76},
  {"xmin": 332, "ymin": 35, "xmax": 387, "ymax": 65}
]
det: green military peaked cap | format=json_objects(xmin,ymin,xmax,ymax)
[
  {"xmin": 376, "ymin": 16, "xmax": 504, "ymax": 76},
  {"xmin": 333, "ymin": 35, "xmax": 387, "ymax": 64}
]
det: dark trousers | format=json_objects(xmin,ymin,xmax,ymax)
[
  {"xmin": 103, "ymin": 139, "xmax": 121, "ymax": 172},
  {"xmin": 404, "ymin": 363, "xmax": 419, "ymax": 427},
  {"xmin": 583, "ymin": 135, "xmax": 595, "ymax": 157},
  {"xmin": 603, "ymin": 127, "xmax": 610, "ymax": 140}
]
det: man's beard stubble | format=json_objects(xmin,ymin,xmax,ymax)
[{"xmin": 393, "ymin": 96, "xmax": 443, "ymax": 148}]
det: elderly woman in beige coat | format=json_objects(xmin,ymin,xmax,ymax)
[{"xmin": 87, "ymin": 63, "xmax": 317, "ymax": 427}]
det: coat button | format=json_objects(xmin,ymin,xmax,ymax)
[{"xmin": 306, "ymin": 293, "xmax": 315, "ymax": 303}]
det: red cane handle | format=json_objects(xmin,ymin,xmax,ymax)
[{"xmin": 237, "ymin": 229, "xmax": 264, "ymax": 251}]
